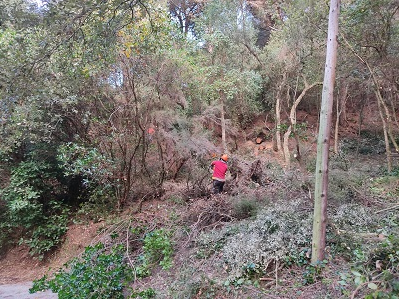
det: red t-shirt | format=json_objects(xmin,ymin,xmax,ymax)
[{"xmin": 211, "ymin": 160, "xmax": 228, "ymax": 181}]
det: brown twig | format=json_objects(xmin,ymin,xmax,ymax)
[
  {"xmin": 375, "ymin": 205, "xmax": 399, "ymax": 214},
  {"xmin": 351, "ymin": 281, "xmax": 381, "ymax": 299},
  {"xmin": 126, "ymin": 219, "xmax": 135, "ymax": 270}
]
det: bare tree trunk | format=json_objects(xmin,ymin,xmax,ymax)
[
  {"xmin": 283, "ymin": 130, "xmax": 291, "ymax": 167},
  {"xmin": 378, "ymin": 94, "xmax": 398, "ymax": 153},
  {"xmin": 275, "ymin": 75, "xmax": 286, "ymax": 153},
  {"xmin": 389, "ymin": 93, "xmax": 399, "ymax": 126},
  {"xmin": 376, "ymin": 90, "xmax": 392, "ymax": 172},
  {"xmin": 220, "ymin": 91, "xmax": 228, "ymax": 153},
  {"xmin": 334, "ymin": 81, "xmax": 348, "ymax": 154},
  {"xmin": 312, "ymin": 0, "xmax": 340, "ymax": 264},
  {"xmin": 355, "ymin": 95, "xmax": 366, "ymax": 157},
  {"xmin": 275, "ymin": 94, "xmax": 282, "ymax": 153},
  {"xmin": 283, "ymin": 77, "xmax": 322, "ymax": 167}
]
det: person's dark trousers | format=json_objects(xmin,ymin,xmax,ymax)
[{"xmin": 213, "ymin": 180, "xmax": 225, "ymax": 194}]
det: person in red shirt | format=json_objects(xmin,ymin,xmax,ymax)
[
  {"xmin": 147, "ymin": 126, "xmax": 156, "ymax": 142},
  {"xmin": 210, "ymin": 154, "xmax": 229, "ymax": 194}
]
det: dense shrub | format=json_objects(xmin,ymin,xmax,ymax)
[
  {"xmin": 30, "ymin": 243, "xmax": 133, "ymax": 299},
  {"xmin": 136, "ymin": 229, "xmax": 174, "ymax": 277},
  {"xmin": 0, "ymin": 160, "xmax": 69, "ymax": 258}
]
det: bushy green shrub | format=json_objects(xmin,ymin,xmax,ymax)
[
  {"xmin": 23, "ymin": 201, "xmax": 69, "ymax": 259},
  {"xmin": 76, "ymin": 183, "xmax": 117, "ymax": 221},
  {"xmin": 0, "ymin": 160, "xmax": 69, "ymax": 258},
  {"xmin": 0, "ymin": 211, "xmax": 13, "ymax": 257},
  {"xmin": 30, "ymin": 243, "xmax": 133, "ymax": 299},
  {"xmin": 136, "ymin": 229, "xmax": 174, "ymax": 277},
  {"xmin": 130, "ymin": 288, "xmax": 156, "ymax": 298}
]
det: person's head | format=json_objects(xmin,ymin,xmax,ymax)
[{"xmin": 220, "ymin": 154, "xmax": 229, "ymax": 162}]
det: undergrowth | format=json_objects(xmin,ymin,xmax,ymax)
[
  {"xmin": 30, "ymin": 225, "xmax": 174, "ymax": 299},
  {"xmin": 28, "ymin": 152, "xmax": 398, "ymax": 299}
]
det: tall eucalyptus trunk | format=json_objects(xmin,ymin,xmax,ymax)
[{"xmin": 311, "ymin": 0, "xmax": 340, "ymax": 264}]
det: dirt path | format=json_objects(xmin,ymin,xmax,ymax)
[
  {"xmin": 0, "ymin": 282, "xmax": 57, "ymax": 299},
  {"xmin": 0, "ymin": 222, "xmax": 104, "ymax": 299}
]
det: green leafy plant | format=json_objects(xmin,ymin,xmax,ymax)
[
  {"xmin": 334, "ymin": 213, "xmax": 399, "ymax": 298},
  {"xmin": 242, "ymin": 262, "xmax": 261, "ymax": 278},
  {"xmin": 23, "ymin": 204, "xmax": 69, "ymax": 259},
  {"xmin": 284, "ymin": 248, "xmax": 311, "ymax": 267},
  {"xmin": 136, "ymin": 229, "xmax": 174, "ymax": 277},
  {"xmin": 130, "ymin": 288, "xmax": 156, "ymax": 299},
  {"xmin": 302, "ymin": 260, "xmax": 328, "ymax": 285},
  {"xmin": 30, "ymin": 243, "xmax": 133, "ymax": 299},
  {"xmin": 0, "ymin": 160, "xmax": 69, "ymax": 258}
]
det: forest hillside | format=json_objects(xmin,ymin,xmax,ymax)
[
  {"xmin": 2, "ymin": 115, "xmax": 399, "ymax": 299},
  {"xmin": 0, "ymin": 0, "xmax": 398, "ymax": 299}
]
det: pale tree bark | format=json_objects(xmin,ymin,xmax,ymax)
[
  {"xmin": 375, "ymin": 89, "xmax": 399, "ymax": 154},
  {"xmin": 389, "ymin": 94, "xmax": 398, "ymax": 126},
  {"xmin": 334, "ymin": 80, "xmax": 348, "ymax": 154},
  {"xmin": 311, "ymin": 0, "xmax": 340, "ymax": 264},
  {"xmin": 376, "ymin": 90, "xmax": 392, "ymax": 172},
  {"xmin": 275, "ymin": 74, "xmax": 286, "ymax": 153},
  {"xmin": 220, "ymin": 91, "xmax": 228, "ymax": 153},
  {"xmin": 283, "ymin": 76, "xmax": 322, "ymax": 167}
]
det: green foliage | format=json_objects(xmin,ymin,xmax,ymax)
[
  {"xmin": 293, "ymin": 122, "xmax": 309, "ymax": 141},
  {"xmin": 302, "ymin": 260, "xmax": 328, "ymax": 285},
  {"xmin": 284, "ymin": 248, "xmax": 311, "ymax": 267},
  {"xmin": 166, "ymin": 195, "xmax": 185, "ymax": 205},
  {"xmin": 136, "ymin": 229, "xmax": 174, "ymax": 277},
  {"xmin": 0, "ymin": 2, "xmax": 398, "ymax": 298},
  {"xmin": 130, "ymin": 288, "xmax": 156, "ymax": 299},
  {"xmin": 0, "ymin": 160, "xmax": 69, "ymax": 258},
  {"xmin": 57, "ymin": 142, "xmax": 114, "ymax": 180},
  {"xmin": 385, "ymin": 165, "xmax": 399, "ymax": 177},
  {"xmin": 194, "ymin": 0, "xmax": 263, "ymax": 126},
  {"xmin": 57, "ymin": 142, "xmax": 119, "ymax": 217},
  {"xmin": 184, "ymin": 276, "xmax": 218, "ymax": 299},
  {"xmin": 76, "ymin": 184, "xmax": 117, "ymax": 221},
  {"xmin": 30, "ymin": 243, "xmax": 133, "ymax": 299},
  {"xmin": 341, "ymin": 135, "xmax": 387, "ymax": 156},
  {"xmin": 241, "ymin": 262, "xmax": 259, "ymax": 277},
  {"xmin": 329, "ymin": 209, "xmax": 399, "ymax": 298},
  {"xmin": 195, "ymin": 234, "xmax": 227, "ymax": 260},
  {"xmin": 22, "ymin": 202, "xmax": 69, "ymax": 259},
  {"xmin": 0, "ymin": 210, "xmax": 13, "ymax": 256}
]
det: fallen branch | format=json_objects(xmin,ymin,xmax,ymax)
[
  {"xmin": 126, "ymin": 219, "xmax": 135, "ymax": 270},
  {"xmin": 259, "ymin": 277, "xmax": 275, "ymax": 281},
  {"xmin": 375, "ymin": 205, "xmax": 399, "ymax": 214},
  {"xmin": 351, "ymin": 281, "xmax": 381, "ymax": 299}
]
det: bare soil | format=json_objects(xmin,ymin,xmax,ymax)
[
  {"xmin": 0, "ymin": 222, "xmax": 104, "ymax": 298},
  {"xmin": 0, "ymin": 222, "xmax": 103, "ymax": 285}
]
